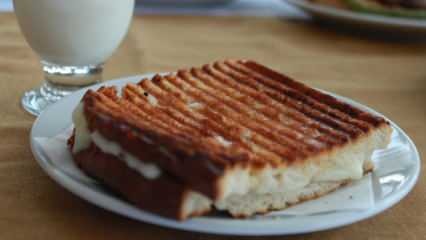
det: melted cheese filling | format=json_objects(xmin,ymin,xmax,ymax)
[
  {"xmin": 72, "ymin": 103, "xmax": 162, "ymax": 180},
  {"xmin": 91, "ymin": 131, "xmax": 161, "ymax": 179}
]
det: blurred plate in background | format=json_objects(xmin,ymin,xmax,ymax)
[{"xmin": 284, "ymin": 0, "xmax": 426, "ymax": 34}]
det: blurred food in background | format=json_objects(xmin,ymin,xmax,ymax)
[
  {"xmin": 311, "ymin": 0, "xmax": 426, "ymax": 19},
  {"xmin": 310, "ymin": 0, "xmax": 347, "ymax": 8},
  {"xmin": 136, "ymin": 0, "xmax": 234, "ymax": 5}
]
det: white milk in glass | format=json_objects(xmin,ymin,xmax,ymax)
[
  {"xmin": 14, "ymin": 0, "xmax": 134, "ymax": 116},
  {"xmin": 14, "ymin": 0, "xmax": 134, "ymax": 67}
]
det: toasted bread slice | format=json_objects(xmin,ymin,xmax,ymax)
[
  {"xmin": 69, "ymin": 136, "xmax": 211, "ymax": 220},
  {"xmin": 70, "ymin": 60, "xmax": 391, "ymax": 218}
]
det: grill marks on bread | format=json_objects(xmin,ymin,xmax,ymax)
[
  {"xmin": 75, "ymin": 59, "xmax": 391, "ymax": 218},
  {"xmin": 86, "ymin": 60, "xmax": 388, "ymax": 169}
]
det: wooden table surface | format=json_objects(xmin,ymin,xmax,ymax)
[{"xmin": 0, "ymin": 13, "xmax": 424, "ymax": 240}]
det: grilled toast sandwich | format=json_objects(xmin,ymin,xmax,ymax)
[{"xmin": 69, "ymin": 60, "xmax": 392, "ymax": 220}]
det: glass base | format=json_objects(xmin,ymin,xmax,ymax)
[
  {"xmin": 22, "ymin": 62, "xmax": 103, "ymax": 116},
  {"xmin": 21, "ymin": 82, "xmax": 78, "ymax": 116}
]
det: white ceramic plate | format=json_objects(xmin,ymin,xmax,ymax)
[
  {"xmin": 30, "ymin": 74, "xmax": 420, "ymax": 236},
  {"xmin": 284, "ymin": 0, "xmax": 426, "ymax": 33}
]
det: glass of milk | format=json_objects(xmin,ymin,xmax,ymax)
[{"xmin": 13, "ymin": 0, "xmax": 135, "ymax": 115}]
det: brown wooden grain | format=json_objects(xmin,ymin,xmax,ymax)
[{"xmin": 0, "ymin": 13, "xmax": 424, "ymax": 240}]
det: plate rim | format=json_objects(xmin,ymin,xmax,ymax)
[
  {"xmin": 30, "ymin": 74, "xmax": 421, "ymax": 236},
  {"xmin": 284, "ymin": 0, "xmax": 426, "ymax": 29}
]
